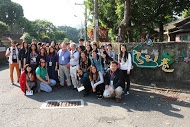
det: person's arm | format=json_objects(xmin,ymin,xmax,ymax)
[
  {"xmin": 7, "ymin": 37, "xmax": 13, "ymax": 42},
  {"xmin": 25, "ymin": 82, "xmax": 31, "ymax": 91},
  {"xmin": 113, "ymin": 70, "xmax": 122, "ymax": 89},
  {"xmin": 127, "ymin": 53, "xmax": 132, "ymax": 72},
  {"xmin": 94, "ymin": 71, "xmax": 104, "ymax": 87},
  {"xmin": 104, "ymin": 70, "xmax": 110, "ymax": 89},
  {"xmin": 72, "ymin": 51, "xmax": 80, "ymax": 61},
  {"xmin": 36, "ymin": 68, "xmax": 48, "ymax": 84},
  {"xmin": 5, "ymin": 48, "xmax": 11, "ymax": 57},
  {"xmin": 90, "ymin": 81, "xmax": 94, "ymax": 87}
]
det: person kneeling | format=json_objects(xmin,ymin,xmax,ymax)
[
  {"xmin": 89, "ymin": 65, "xmax": 104, "ymax": 99},
  {"xmin": 19, "ymin": 64, "xmax": 36, "ymax": 94},
  {"xmin": 103, "ymin": 61, "xmax": 123, "ymax": 103},
  {"xmin": 77, "ymin": 68, "xmax": 91, "ymax": 97},
  {"xmin": 36, "ymin": 59, "xmax": 56, "ymax": 92}
]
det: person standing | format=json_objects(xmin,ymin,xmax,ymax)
[
  {"xmin": 118, "ymin": 45, "xmax": 132, "ymax": 95},
  {"xmin": 107, "ymin": 44, "xmax": 116, "ymax": 60},
  {"xmin": 57, "ymin": 42, "xmax": 71, "ymax": 87},
  {"xmin": 5, "ymin": 40, "xmax": 20, "ymax": 85},
  {"xmin": 18, "ymin": 41, "xmax": 28, "ymax": 72},
  {"xmin": 46, "ymin": 46, "xmax": 59, "ymax": 85},
  {"xmin": 70, "ymin": 43, "xmax": 80, "ymax": 90},
  {"xmin": 24, "ymin": 43, "xmax": 39, "ymax": 72},
  {"xmin": 103, "ymin": 61, "xmax": 123, "ymax": 103}
]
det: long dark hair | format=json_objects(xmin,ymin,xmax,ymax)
[
  {"xmin": 119, "ymin": 44, "xmax": 128, "ymax": 62},
  {"xmin": 101, "ymin": 51, "xmax": 113, "ymax": 67},
  {"xmin": 24, "ymin": 64, "xmax": 33, "ymax": 74},
  {"xmin": 29, "ymin": 43, "xmax": 38, "ymax": 53},
  {"xmin": 48, "ymin": 46, "xmax": 56, "ymax": 54},
  {"xmin": 89, "ymin": 65, "xmax": 99, "ymax": 82},
  {"xmin": 22, "ymin": 41, "xmax": 28, "ymax": 51}
]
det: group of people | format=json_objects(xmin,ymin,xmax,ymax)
[{"xmin": 5, "ymin": 38, "xmax": 132, "ymax": 103}]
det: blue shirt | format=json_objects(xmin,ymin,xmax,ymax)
[{"xmin": 58, "ymin": 49, "xmax": 71, "ymax": 65}]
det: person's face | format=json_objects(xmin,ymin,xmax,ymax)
[
  {"xmin": 26, "ymin": 66, "xmax": 32, "ymax": 72},
  {"xmin": 86, "ymin": 41, "xmax": 90, "ymax": 46},
  {"xmin": 107, "ymin": 45, "xmax": 111, "ymax": 50},
  {"xmin": 86, "ymin": 46, "xmax": 90, "ymax": 51},
  {"xmin": 110, "ymin": 63, "xmax": 117, "ymax": 72},
  {"xmin": 92, "ymin": 52, "xmax": 97, "ymax": 58},
  {"xmin": 121, "ymin": 46, "xmax": 126, "ymax": 52},
  {"xmin": 101, "ymin": 53, "xmax": 106, "ymax": 59},
  {"xmin": 40, "ymin": 60, "xmax": 46, "ymax": 67},
  {"xmin": 77, "ymin": 69, "xmax": 83, "ymax": 76},
  {"xmin": 62, "ymin": 43, "xmax": 67, "ymax": 50},
  {"xmin": 31, "ymin": 45, "xmax": 36, "ymax": 50},
  {"xmin": 92, "ymin": 45, "xmax": 97, "ymax": 50},
  {"xmin": 70, "ymin": 44, "xmax": 75, "ymax": 51},
  {"xmin": 79, "ymin": 41, "xmax": 84, "ymax": 45},
  {"xmin": 24, "ymin": 42, "xmax": 28, "ymax": 48},
  {"xmin": 11, "ymin": 43, "xmax": 16, "ymax": 47},
  {"xmin": 77, "ymin": 47, "xmax": 82, "ymax": 52},
  {"xmin": 81, "ymin": 52, "xmax": 85, "ymax": 58},
  {"xmin": 91, "ymin": 66, "xmax": 97, "ymax": 73},
  {"xmin": 41, "ymin": 48, "xmax": 45, "ymax": 54},
  {"xmin": 51, "ymin": 41, "xmax": 55, "ymax": 46},
  {"xmin": 50, "ymin": 47, "xmax": 54, "ymax": 53}
]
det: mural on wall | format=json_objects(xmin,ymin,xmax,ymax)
[{"xmin": 131, "ymin": 42, "xmax": 190, "ymax": 72}]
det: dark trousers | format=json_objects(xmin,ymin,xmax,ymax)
[
  {"xmin": 121, "ymin": 70, "xmax": 130, "ymax": 91},
  {"xmin": 83, "ymin": 83, "xmax": 92, "ymax": 93},
  {"xmin": 96, "ymin": 83, "xmax": 105, "ymax": 95}
]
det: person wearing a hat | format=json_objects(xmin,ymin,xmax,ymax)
[{"xmin": 5, "ymin": 39, "xmax": 20, "ymax": 85}]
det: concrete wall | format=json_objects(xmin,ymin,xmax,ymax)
[{"xmin": 110, "ymin": 42, "xmax": 190, "ymax": 89}]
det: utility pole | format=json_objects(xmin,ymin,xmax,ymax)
[
  {"xmin": 75, "ymin": 2, "xmax": 88, "ymax": 41},
  {"xmin": 94, "ymin": 0, "xmax": 99, "ymax": 42}
]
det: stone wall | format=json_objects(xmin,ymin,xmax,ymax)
[{"xmin": 110, "ymin": 42, "xmax": 190, "ymax": 89}]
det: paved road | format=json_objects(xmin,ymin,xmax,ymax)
[{"xmin": 0, "ymin": 65, "xmax": 190, "ymax": 127}]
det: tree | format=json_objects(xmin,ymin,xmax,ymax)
[
  {"xmin": 0, "ymin": 21, "xmax": 8, "ymax": 37},
  {"xmin": 86, "ymin": 0, "xmax": 190, "ymax": 42},
  {"xmin": 57, "ymin": 26, "xmax": 80, "ymax": 43},
  {"xmin": 183, "ymin": 8, "xmax": 190, "ymax": 18},
  {"xmin": 0, "ymin": 0, "xmax": 24, "ymax": 26}
]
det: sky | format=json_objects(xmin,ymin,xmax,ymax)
[{"xmin": 12, "ymin": 0, "xmax": 85, "ymax": 28}]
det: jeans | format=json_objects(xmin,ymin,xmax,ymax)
[{"xmin": 40, "ymin": 79, "xmax": 56, "ymax": 92}]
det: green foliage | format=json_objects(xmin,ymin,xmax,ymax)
[
  {"xmin": 20, "ymin": 32, "xmax": 33, "ymax": 43},
  {"xmin": 85, "ymin": 0, "xmax": 190, "ymax": 42},
  {"xmin": 0, "ymin": 21, "xmax": 8, "ymax": 37},
  {"xmin": 183, "ymin": 8, "xmax": 190, "ymax": 18},
  {"xmin": 0, "ymin": 0, "xmax": 24, "ymax": 25},
  {"xmin": 63, "ymin": 38, "xmax": 69, "ymax": 43},
  {"xmin": 57, "ymin": 26, "xmax": 80, "ymax": 43}
]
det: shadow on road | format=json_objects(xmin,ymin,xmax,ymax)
[{"xmin": 22, "ymin": 85, "xmax": 190, "ymax": 119}]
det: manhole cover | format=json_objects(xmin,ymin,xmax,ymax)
[{"xmin": 40, "ymin": 99, "xmax": 84, "ymax": 109}]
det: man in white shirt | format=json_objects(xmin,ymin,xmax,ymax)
[
  {"xmin": 5, "ymin": 40, "xmax": 20, "ymax": 85},
  {"xmin": 70, "ymin": 43, "xmax": 80, "ymax": 90}
]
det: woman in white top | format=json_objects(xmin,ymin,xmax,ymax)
[
  {"xmin": 118, "ymin": 45, "xmax": 132, "ymax": 95},
  {"xmin": 89, "ymin": 65, "xmax": 104, "ymax": 99}
]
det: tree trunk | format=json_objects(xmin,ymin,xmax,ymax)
[
  {"xmin": 117, "ymin": 0, "xmax": 131, "ymax": 43},
  {"xmin": 158, "ymin": 21, "xmax": 164, "ymax": 42}
]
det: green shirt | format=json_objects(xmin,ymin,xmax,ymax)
[{"xmin": 35, "ymin": 67, "xmax": 47, "ymax": 80}]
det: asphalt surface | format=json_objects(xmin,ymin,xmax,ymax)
[{"xmin": 0, "ymin": 65, "xmax": 190, "ymax": 127}]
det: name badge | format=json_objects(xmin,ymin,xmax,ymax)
[
  {"xmin": 33, "ymin": 57, "xmax": 36, "ymax": 62},
  {"xmin": 110, "ymin": 80, "xmax": 113, "ymax": 86},
  {"xmin": 49, "ymin": 61, "xmax": 52, "ymax": 66},
  {"xmin": 62, "ymin": 56, "xmax": 64, "ymax": 61}
]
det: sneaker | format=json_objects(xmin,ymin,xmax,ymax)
[
  {"xmin": 116, "ymin": 98, "xmax": 121, "ymax": 103},
  {"xmin": 11, "ymin": 82, "xmax": 14, "ymax": 85},
  {"xmin": 124, "ymin": 91, "xmax": 129, "ymax": 95},
  {"xmin": 98, "ymin": 95, "xmax": 103, "ymax": 99}
]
